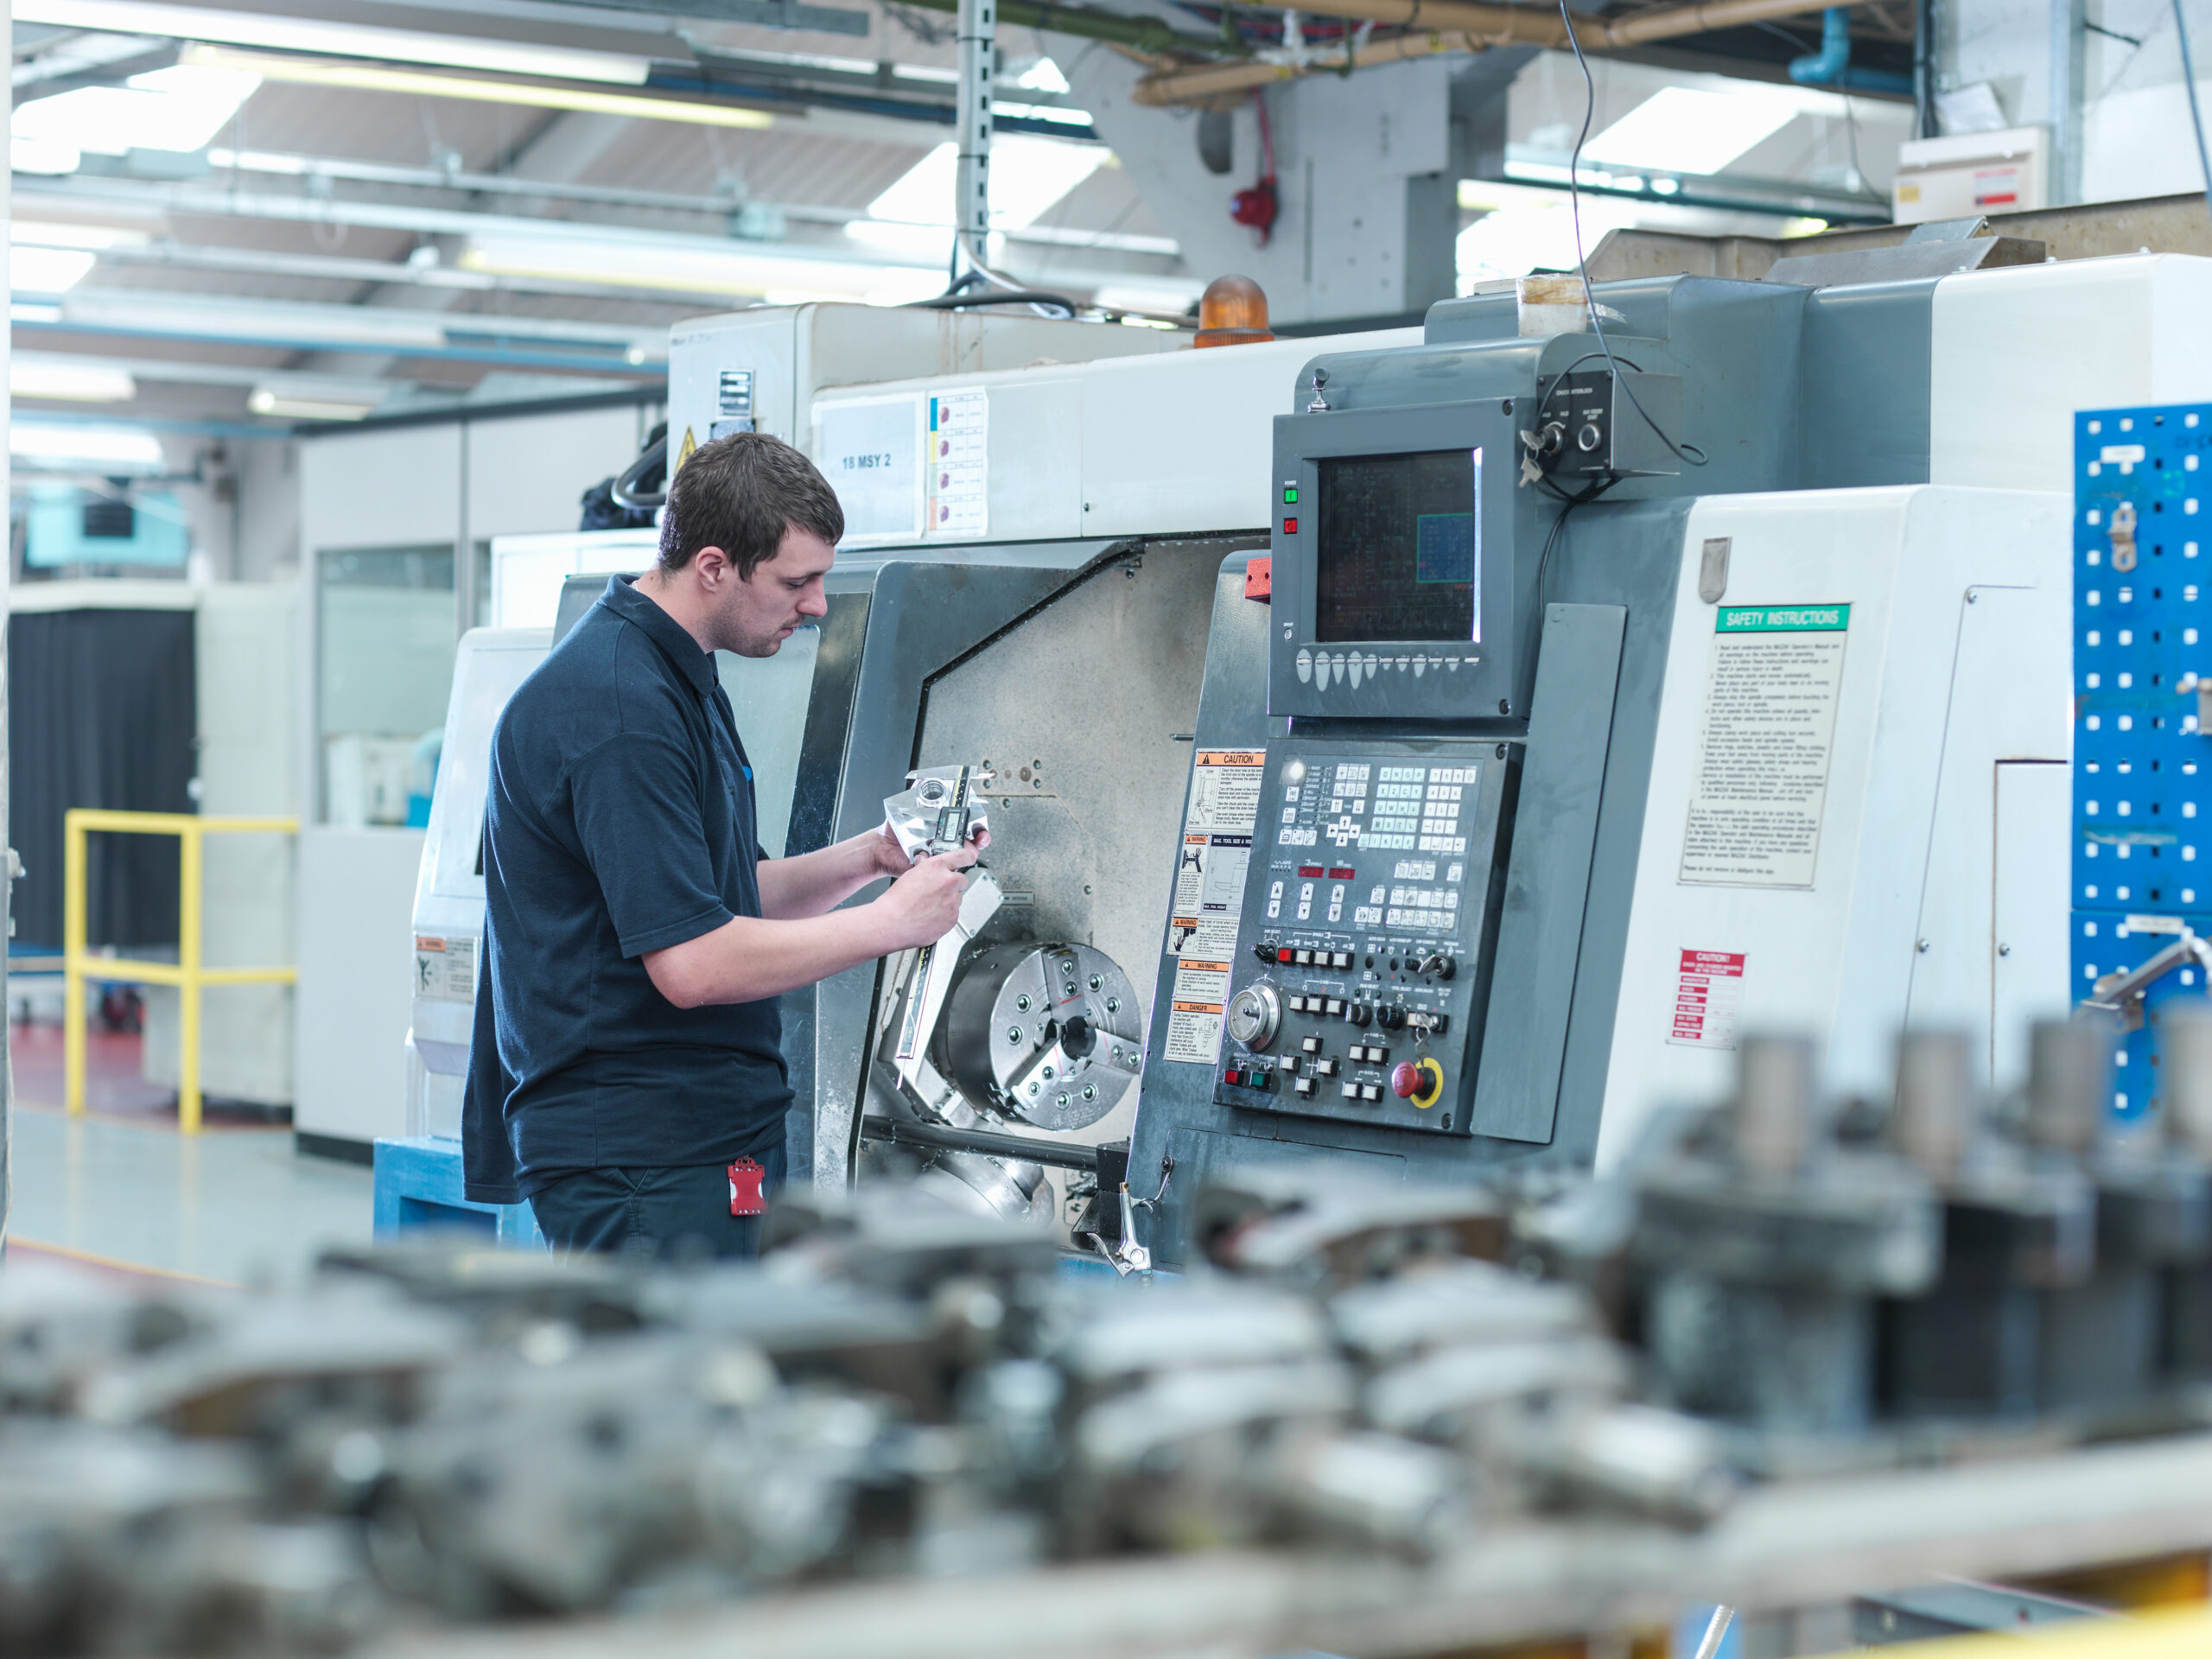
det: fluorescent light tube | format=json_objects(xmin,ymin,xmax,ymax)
[
  {"xmin": 181, "ymin": 45, "xmax": 772, "ymax": 129},
  {"xmin": 11, "ymin": 360, "xmax": 136, "ymax": 401},
  {"xmin": 14, "ymin": 0, "xmax": 647, "ymax": 85},
  {"xmin": 10, "ymin": 423, "xmax": 166, "ymax": 468}
]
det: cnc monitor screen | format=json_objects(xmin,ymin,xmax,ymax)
[{"xmin": 1313, "ymin": 449, "xmax": 1480, "ymax": 644}]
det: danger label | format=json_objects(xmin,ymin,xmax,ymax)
[
  {"xmin": 1163, "ymin": 958, "xmax": 1232, "ymax": 1065},
  {"xmin": 1669, "ymin": 949, "xmax": 1745, "ymax": 1048}
]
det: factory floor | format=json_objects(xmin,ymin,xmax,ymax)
[{"xmin": 3, "ymin": 1021, "xmax": 373, "ymax": 1287}]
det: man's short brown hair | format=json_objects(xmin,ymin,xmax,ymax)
[{"xmin": 657, "ymin": 430, "xmax": 844, "ymax": 579}]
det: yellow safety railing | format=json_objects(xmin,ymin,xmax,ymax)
[{"xmin": 64, "ymin": 809, "xmax": 298, "ymax": 1134}]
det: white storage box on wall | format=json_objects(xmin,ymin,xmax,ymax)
[{"xmin": 1892, "ymin": 126, "xmax": 2047, "ymax": 224}]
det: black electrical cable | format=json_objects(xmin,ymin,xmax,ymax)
[
  {"xmin": 2172, "ymin": 0, "xmax": 2212, "ymax": 226},
  {"xmin": 1555, "ymin": 0, "xmax": 1708, "ymax": 470}
]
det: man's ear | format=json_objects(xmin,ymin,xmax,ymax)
[{"xmin": 694, "ymin": 543, "xmax": 732, "ymax": 586}]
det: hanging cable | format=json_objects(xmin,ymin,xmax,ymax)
[
  {"xmin": 1554, "ymin": 0, "xmax": 1707, "ymax": 470},
  {"xmin": 2172, "ymin": 0, "xmax": 2212, "ymax": 226}
]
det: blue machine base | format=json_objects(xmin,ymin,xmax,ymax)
[{"xmin": 372, "ymin": 1136, "xmax": 545, "ymax": 1249}]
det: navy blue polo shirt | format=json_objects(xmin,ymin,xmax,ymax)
[{"xmin": 461, "ymin": 575, "xmax": 789, "ymax": 1205}]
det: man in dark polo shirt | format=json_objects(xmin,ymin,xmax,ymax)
[{"xmin": 461, "ymin": 432, "xmax": 980, "ymax": 1258}]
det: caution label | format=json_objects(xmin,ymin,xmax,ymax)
[
  {"xmin": 414, "ymin": 935, "xmax": 477, "ymax": 1002},
  {"xmin": 1668, "ymin": 948, "xmax": 1745, "ymax": 1049}
]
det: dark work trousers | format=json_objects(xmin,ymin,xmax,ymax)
[{"xmin": 526, "ymin": 1141, "xmax": 786, "ymax": 1262}]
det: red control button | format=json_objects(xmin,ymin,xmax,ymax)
[
  {"xmin": 1276, "ymin": 947, "xmax": 1294, "ymax": 963},
  {"xmin": 1283, "ymin": 516, "xmax": 1299, "ymax": 534},
  {"xmin": 1389, "ymin": 1061, "xmax": 1421, "ymax": 1099}
]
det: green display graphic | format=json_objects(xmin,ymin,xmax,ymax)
[{"xmin": 1715, "ymin": 603, "xmax": 1851, "ymax": 633}]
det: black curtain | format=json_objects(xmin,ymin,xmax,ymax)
[{"xmin": 9, "ymin": 609, "xmax": 198, "ymax": 951}]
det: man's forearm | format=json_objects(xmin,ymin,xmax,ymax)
[
  {"xmin": 644, "ymin": 906, "xmax": 901, "ymax": 1007},
  {"xmin": 756, "ymin": 830, "xmax": 888, "ymax": 919}
]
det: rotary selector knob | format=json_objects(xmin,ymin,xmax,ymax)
[
  {"xmin": 1344, "ymin": 1001, "xmax": 1374, "ymax": 1028},
  {"xmin": 1226, "ymin": 983, "xmax": 1282, "ymax": 1052},
  {"xmin": 1376, "ymin": 1004, "xmax": 1408, "ymax": 1032}
]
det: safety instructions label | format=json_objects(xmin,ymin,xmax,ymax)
[
  {"xmin": 414, "ymin": 935, "xmax": 477, "ymax": 1002},
  {"xmin": 925, "ymin": 388, "xmax": 988, "ymax": 537},
  {"xmin": 1680, "ymin": 603, "xmax": 1850, "ymax": 889},
  {"xmin": 1668, "ymin": 948, "xmax": 1745, "ymax": 1048},
  {"xmin": 1163, "ymin": 749, "xmax": 1266, "ymax": 1065},
  {"xmin": 1164, "ymin": 961, "xmax": 1233, "ymax": 1066}
]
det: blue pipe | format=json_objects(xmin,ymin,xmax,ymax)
[{"xmin": 1789, "ymin": 8, "xmax": 1914, "ymax": 97}]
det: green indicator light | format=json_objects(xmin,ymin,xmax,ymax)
[{"xmin": 1282, "ymin": 485, "xmax": 1299, "ymax": 504}]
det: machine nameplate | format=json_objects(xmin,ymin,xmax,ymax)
[
  {"xmin": 1680, "ymin": 604, "xmax": 1851, "ymax": 889},
  {"xmin": 815, "ymin": 395, "xmax": 924, "ymax": 542}
]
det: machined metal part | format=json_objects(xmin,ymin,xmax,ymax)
[
  {"xmin": 878, "ymin": 869, "xmax": 1006, "ymax": 1125},
  {"xmin": 884, "ymin": 764, "xmax": 994, "ymax": 861},
  {"xmin": 1891, "ymin": 1030, "xmax": 1976, "ymax": 1185},
  {"xmin": 857, "ymin": 1113, "xmax": 1103, "ymax": 1173},
  {"xmin": 940, "ymin": 941, "xmax": 1142, "ymax": 1132}
]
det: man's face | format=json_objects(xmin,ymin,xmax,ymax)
[{"xmin": 708, "ymin": 527, "xmax": 836, "ymax": 658}]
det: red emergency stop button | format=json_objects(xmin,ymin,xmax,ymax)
[{"xmin": 1391, "ymin": 1058, "xmax": 1445, "ymax": 1105}]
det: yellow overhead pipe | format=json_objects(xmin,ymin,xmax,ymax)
[{"xmin": 1131, "ymin": 0, "xmax": 1851, "ymax": 105}]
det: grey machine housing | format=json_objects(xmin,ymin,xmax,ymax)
[
  {"xmin": 552, "ymin": 528, "xmax": 1258, "ymax": 1204},
  {"xmin": 1125, "ymin": 270, "xmax": 1953, "ymax": 1268}
]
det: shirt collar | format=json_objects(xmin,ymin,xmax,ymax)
[{"xmin": 601, "ymin": 575, "xmax": 719, "ymax": 696}]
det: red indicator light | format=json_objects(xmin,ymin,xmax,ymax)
[
  {"xmin": 1329, "ymin": 867, "xmax": 1354, "ymax": 880},
  {"xmin": 1298, "ymin": 865, "xmax": 1323, "ymax": 877}
]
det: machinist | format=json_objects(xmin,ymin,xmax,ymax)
[{"xmin": 461, "ymin": 431, "xmax": 983, "ymax": 1258}]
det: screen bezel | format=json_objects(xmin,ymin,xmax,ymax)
[{"xmin": 1268, "ymin": 398, "xmax": 1519, "ymax": 721}]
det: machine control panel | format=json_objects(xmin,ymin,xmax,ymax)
[{"xmin": 1212, "ymin": 740, "xmax": 1510, "ymax": 1135}]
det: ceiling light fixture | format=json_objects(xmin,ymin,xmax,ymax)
[
  {"xmin": 12, "ymin": 61, "xmax": 261, "ymax": 175},
  {"xmin": 10, "ymin": 422, "xmax": 167, "ymax": 470},
  {"xmin": 14, "ymin": 219, "xmax": 150, "ymax": 250},
  {"xmin": 181, "ymin": 45, "xmax": 772, "ymax": 130},
  {"xmin": 11, "ymin": 247, "xmax": 100, "ymax": 293},
  {"xmin": 248, "ymin": 388, "xmax": 377, "ymax": 421},
  {"xmin": 14, "ymin": 0, "xmax": 647, "ymax": 85},
  {"xmin": 458, "ymin": 235, "xmax": 939, "ymax": 305},
  {"xmin": 11, "ymin": 359, "xmax": 137, "ymax": 401}
]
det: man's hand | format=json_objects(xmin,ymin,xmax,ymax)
[
  {"xmin": 866, "ymin": 821, "xmax": 988, "ymax": 880},
  {"xmin": 872, "ymin": 838, "xmax": 987, "ymax": 950}
]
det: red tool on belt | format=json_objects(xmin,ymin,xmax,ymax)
[{"xmin": 728, "ymin": 1157, "xmax": 766, "ymax": 1217}]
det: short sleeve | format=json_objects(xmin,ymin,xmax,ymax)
[{"xmin": 568, "ymin": 732, "xmax": 736, "ymax": 957}]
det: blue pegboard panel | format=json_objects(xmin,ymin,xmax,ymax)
[{"xmin": 2073, "ymin": 403, "xmax": 2212, "ymax": 1118}]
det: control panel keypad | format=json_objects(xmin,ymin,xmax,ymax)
[{"xmin": 1215, "ymin": 741, "xmax": 1510, "ymax": 1135}]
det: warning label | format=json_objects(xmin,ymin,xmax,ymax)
[
  {"xmin": 414, "ymin": 935, "xmax": 477, "ymax": 1002},
  {"xmin": 1167, "ymin": 750, "xmax": 1265, "ymax": 963},
  {"xmin": 1680, "ymin": 603, "xmax": 1849, "ymax": 889},
  {"xmin": 1163, "ymin": 959, "xmax": 1232, "ymax": 1065},
  {"xmin": 1669, "ymin": 949, "xmax": 1745, "ymax": 1048}
]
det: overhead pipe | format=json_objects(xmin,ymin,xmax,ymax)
[
  {"xmin": 1130, "ymin": 0, "xmax": 1872, "ymax": 104},
  {"xmin": 1787, "ymin": 7, "xmax": 1912, "ymax": 95}
]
